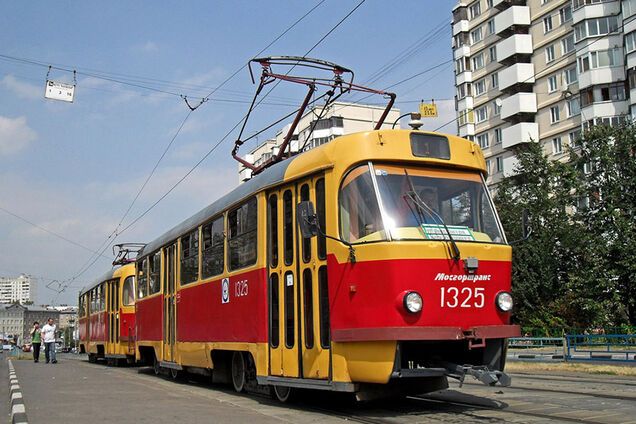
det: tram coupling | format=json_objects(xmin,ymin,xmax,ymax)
[{"xmin": 443, "ymin": 363, "xmax": 511, "ymax": 387}]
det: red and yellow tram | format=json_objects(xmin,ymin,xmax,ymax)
[
  {"xmin": 134, "ymin": 128, "xmax": 519, "ymax": 400},
  {"xmin": 79, "ymin": 262, "xmax": 137, "ymax": 364}
]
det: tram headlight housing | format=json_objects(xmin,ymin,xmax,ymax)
[
  {"xmin": 496, "ymin": 291, "xmax": 513, "ymax": 312},
  {"xmin": 403, "ymin": 291, "xmax": 423, "ymax": 313}
]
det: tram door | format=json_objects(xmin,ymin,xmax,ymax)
[
  {"xmin": 267, "ymin": 176, "xmax": 331, "ymax": 379},
  {"xmin": 107, "ymin": 279, "xmax": 120, "ymax": 351},
  {"xmin": 163, "ymin": 244, "xmax": 177, "ymax": 362},
  {"xmin": 268, "ymin": 186, "xmax": 299, "ymax": 377}
]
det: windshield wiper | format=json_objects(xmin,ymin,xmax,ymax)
[{"xmin": 403, "ymin": 169, "xmax": 461, "ymax": 261}]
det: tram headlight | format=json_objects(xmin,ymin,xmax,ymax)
[
  {"xmin": 403, "ymin": 291, "xmax": 423, "ymax": 313},
  {"xmin": 496, "ymin": 292, "xmax": 513, "ymax": 312}
]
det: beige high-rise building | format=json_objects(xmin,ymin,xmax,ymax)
[{"xmin": 452, "ymin": 0, "xmax": 633, "ymax": 187}]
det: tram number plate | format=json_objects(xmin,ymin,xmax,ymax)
[
  {"xmin": 440, "ymin": 287, "xmax": 484, "ymax": 308},
  {"xmin": 235, "ymin": 280, "xmax": 248, "ymax": 297}
]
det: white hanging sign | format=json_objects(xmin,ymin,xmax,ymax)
[{"xmin": 44, "ymin": 79, "xmax": 75, "ymax": 103}]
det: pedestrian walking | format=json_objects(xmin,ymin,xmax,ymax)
[
  {"xmin": 29, "ymin": 321, "xmax": 41, "ymax": 362},
  {"xmin": 41, "ymin": 318, "xmax": 57, "ymax": 364}
]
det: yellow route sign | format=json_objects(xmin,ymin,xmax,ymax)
[{"xmin": 419, "ymin": 102, "xmax": 438, "ymax": 118}]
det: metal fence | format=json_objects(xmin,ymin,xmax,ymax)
[{"xmin": 508, "ymin": 334, "xmax": 636, "ymax": 363}]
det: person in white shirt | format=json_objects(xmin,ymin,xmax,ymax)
[{"xmin": 41, "ymin": 318, "xmax": 57, "ymax": 364}]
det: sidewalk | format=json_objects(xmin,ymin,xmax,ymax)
[{"xmin": 0, "ymin": 352, "xmax": 9, "ymax": 423}]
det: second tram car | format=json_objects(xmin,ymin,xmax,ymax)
[
  {"xmin": 134, "ymin": 128, "xmax": 519, "ymax": 400},
  {"xmin": 79, "ymin": 262, "xmax": 137, "ymax": 364}
]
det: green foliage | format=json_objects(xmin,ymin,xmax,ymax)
[{"xmin": 494, "ymin": 123, "xmax": 636, "ymax": 330}]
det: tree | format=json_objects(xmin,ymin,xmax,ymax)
[
  {"xmin": 571, "ymin": 123, "xmax": 636, "ymax": 326},
  {"xmin": 494, "ymin": 141, "xmax": 586, "ymax": 329}
]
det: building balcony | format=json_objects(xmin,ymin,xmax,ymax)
[
  {"xmin": 457, "ymin": 96, "xmax": 474, "ymax": 111},
  {"xmin": 631, "ymin": 88, "xmax": 636, "ymax": 105},
  {"xmin": 581, "ymin": 101, "xmax": 629, "ymax": 121},
  {"xmin": 498, "ymin": 63, "xmax": 535, "ymax": 91},
  {"xmin": 572, "ymin": 1, "xmax": 621, "ymax": 25},
  {"xmin": 458, "ymin": 123, "xmax": 476, "ymax": 137},
  {"xmin": 455, "ymin": 71, "xmax": 473, "ymax": 85},
  {"xmin": 502, "ymin": 122, "xmax": 538, "ymax": 149},
  {"xmin": 493, "ymin": 0, "xmax": 527, "ymax": 10},
  {"xmin": 496, "ymin": 34, "xmax": 533, "ymax": 65},
  {"xmin": 502, "ymin": 155, "xmax": 520, "ymax": 177},
  {"xmin": 454, "ymin": 45, "xmax": 471, "ymax": 60},
  {"xmin": 578, "ymin": 66, "xmax": 625, "ymax": 89},
  {"xmin": 494, "ymin": 6, "xmax": 530, "ymax": 36},
  {"xmin": 453, "ymin": 20, "xmax": 469, "ymax": 36},
  {"xmin": 500, "ymin": 92, "xmax": 537, "ymax": 120}
]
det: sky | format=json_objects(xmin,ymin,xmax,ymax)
[{"xmin": 0, "ymin": 0, "xmax": 457, "ymax": 305}]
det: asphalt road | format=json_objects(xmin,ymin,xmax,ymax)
[{"xmin": 6, "ymin": 354, "xmax": 636, "ymax": 424}]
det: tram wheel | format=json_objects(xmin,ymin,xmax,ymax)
[
  {"xmin": 88, "ymin": 353, "xmax": 96, "ymax": 363},
  {"xmin": 231, "ymin": 352, "xmax": 246, "ymax": 392},
  {"xmin": 153, "ymin": 357, "xmax": 161, "ymax": 375},
  {"xmin": 273, "ymin": 385, "xmax": 294, "ymax": 403},
  {"xmin": 170, "ymin": 367, "xmax": 181, "ymax": 380}
]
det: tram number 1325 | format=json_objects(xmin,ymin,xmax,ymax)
[{"xmin": 440, "ymin": 287, "xmax": 484, "ymax": 308}]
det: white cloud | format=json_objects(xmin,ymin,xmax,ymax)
[
  {"xmin": 141, "ymin": 41, "xmax": 159, "ymax": 53},
  {"xmin": 0, "ymin": 115, "xmax": 37, "ymax": 155},
  {"xmin": 1, "ymin": 75, "xmax": 41, "ymax": 100}
]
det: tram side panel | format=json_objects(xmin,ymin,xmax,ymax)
[{"xmin": 135, "ymin": 294, "xmax": 163, "ymax": 364}]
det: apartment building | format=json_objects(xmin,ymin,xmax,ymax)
[
  {"xmin": 452, "ymin": 0, "xmax": 633, "ymax": 187},
  {"xmin": 239, "ymin": 101, "xmax": 401, "ymax": 182},
  {"xmin": 0, "ymin": 274, "xmax": 33, "ymax": 304}
]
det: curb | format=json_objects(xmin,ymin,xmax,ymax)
[{"xmin": 8, "ymin": 360, "xmax": 28, "ymax": 424}]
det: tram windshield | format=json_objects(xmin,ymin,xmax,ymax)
[{"xmin": 339, "ymin": 163, "xmax": 505, "ymax": 244}]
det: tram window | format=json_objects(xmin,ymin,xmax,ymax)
[
  {"xmin": 122, "ymin": 276, "xmax": 135, "ymax": 306},
  {"xmin": 138, "ymin": 257, "xmax": 148, "ymax": 299},
  {"xmin": 318, "ymin": 266, "xmax": 331, "ymax": 349},
  {"xmin": 202, "ymin": 216, "xmax": 225, "ymax": 279},
  {"xmin": 269, "ymin": 273, "xmax": 279, "ymax": 348},
  {"xmin": 316, "ymin": 178, "xmax": 327, "ymax": 259},
  {"xmin": 149, "ymin": 251, "xmax": 161, "ymax": 294},
  {"xmin": 181, "ymin": 230, "xmax": 200, "ymax": 285},
  {"xmin": 228, "ymin": 197, "xmax": 257, "ymax": 270},
  {"xmin": 284, "ymin": 271, "xmax": 295, "ymax": 348},
  {"xmin": 410, "ymin": 133, "xmax": 450, "ymax": 160},
  {"xmin": 268, "ymin": 195, "xmax": 278, "ymax": 268},
  {"xmin": 99, "ymin": 284, "xmax": 105, "ymax": 311},
  {"xmin": 300, "ymin": 184, "xmax": 311, "ymax": 263},
  {"xmin": 283, "ymin": 190, "xmax": 293, "ymax": 266},
  {"xmin": 339, "ymin": 165, "xmax": 385, "ymax": 243},
  {"xmin": 303, "ymin": 269, "xmax": 314, "ymax": 349}
]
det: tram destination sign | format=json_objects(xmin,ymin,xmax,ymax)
[
  {"xmin": 421, "ymin": 224, "xmax": 475, "ymax": 241},
  {"xmin": 44, "ymin": 79, "xmax": 75, "ymax": 103}
]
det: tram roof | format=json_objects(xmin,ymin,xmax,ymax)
[{"xmin": 137, "ymin": 129, "xmax": 484, "ymax": 259}]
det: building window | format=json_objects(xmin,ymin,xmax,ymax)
[
  {"xmin": 561, "ymin": 34, "xmax": 575, "ymax": 54},
  {"xmin": 550, "ymin": 105, "xmax": 560, "ymax": 123},
  {"xmin": 489, "ymin": 46, "xmax": 497, "ymax": 63},
  {"xmin": 625, "ymin": 0, "xmax": 636, "ymax": 18},
  {"xmin": 569, "ymin": 129, "xmax": 581, "ymax": 148},
  {"xmin": 626, "ymin": 31, "xmax": 636, "ymax": 53},
  {"xmin": 491, "ymin": 72, "xmax": 498, "ymax": 88},
  {"xmin": 470, "ymin": 26, "xmax": 483, "ymax": 45},
  {"xmin": 559, "ymin": 5, "xmax": 572, "ymax": 24},
  {"xmin": 552, "ymin": 137, "xmax": 563, "ymax": 155},
  {"xmin": 487, "ymin": 19, "xmax": 495, "ymax": 35},
  {"xmin": 492, "ymin": 100, "xmax": 501, "ymax": 116},
  {"xmin": 487, "ymin": 0, "xmax": 493, "ymax": 7},
  {"xmin": 545, "ymin": 44, "xmax": 555, "ymax": 63},
  {"xmin": 543, "ymin": 15, "xmax": 553, "ymax": 33},
  {"xmin": 496, "ymin": 156, "xmax": 503, "ymax": 173},
  {"xmin": 494, "ymin": 127, "xmax": 502, "ymax": 144},
  {"xmin": 469, "ymin": 1, "xmax": 481, "ymax": 20},
  {"xmin": 548, "ymin": 75, "xmax": 558, "ymax": 93},
  {"xmin": 475, "ymin": 78, "xmax": 486, "ymax": 96},
  {"xmin": 228, "ymin": 196, "xmax": 258, "ymax": 270},
  {"xmin": 574, "ymin": 16, "xmax": 620, "ymax": 42},
  {"xmin": 458, "ymin": 109, "xmax": 475, "ymax": 126},
  {"xmin": 563, "ymin": 66, "xmax": 578, "ymax": 86},
  {"xmin": 566, "ymin": 97, "xmax": 581, "ymax": 117},
  {"xmin": 485, "ymin": 159, "xmax": 491, "ymax": 174},
  {"xmin": 475, "ymin": 105, "xmax": 488, "ymax": 123},
  {"xmin": 472, "ymin": 53, "xmax": 484, "ymax": 70},
  {"xmin": 580, "ymin": 82, "xmax": 627, "ymax": 107},
  {"xmin": 477, "ymin": 133, "xmax": 490, "ymax": 149}
]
